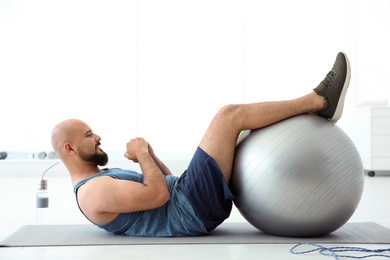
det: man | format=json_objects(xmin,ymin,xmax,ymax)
[{"xmin": 51, "ymin": 52, "xmax": 351, "ymax": 236}]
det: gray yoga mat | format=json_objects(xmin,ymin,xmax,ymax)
[{"xmin": 1, "ymin": 222, "xmax": 390, "ymax": 247}]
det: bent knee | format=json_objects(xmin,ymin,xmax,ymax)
[
  {"xmin": 216, "ymin": 104, "xmax": 240, "ymax": 120},
  {"xmin": 214, "ymin": 104, "xmax": 242, "ymax": 129}
]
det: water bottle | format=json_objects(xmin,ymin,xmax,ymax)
[{"xmin": 36, "ymin": 179, "xmax": 49, "ymax": 224}]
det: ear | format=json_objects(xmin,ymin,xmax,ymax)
[{"xmin": 64, "ymin": 143, "xmax": 75, "ymax": 154}]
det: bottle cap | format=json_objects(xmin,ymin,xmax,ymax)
[{"xmin": 38, "ymin": 179, "xmax": 48, "ymax": 190}]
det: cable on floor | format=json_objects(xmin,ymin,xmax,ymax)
[{"xmin": 290, "ymin": 242, "xmax": 390, "ymax": 259}]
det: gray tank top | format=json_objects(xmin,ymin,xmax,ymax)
[{"xmin": 73, "ymin": 168, "xmax": 208, "ymax": 236}]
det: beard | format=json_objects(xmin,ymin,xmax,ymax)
[{"xmin": 77, "ymin": 146, "xmax": 109, "ymax": 166}]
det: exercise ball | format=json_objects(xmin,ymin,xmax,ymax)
[{"xmin": 232, "ymin": 114, "xmax": 364, "ymax": 237}]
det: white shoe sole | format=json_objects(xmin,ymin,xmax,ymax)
[{"xmin": 329, "ymin": 52, "xmax": 351, "ymax": 123}]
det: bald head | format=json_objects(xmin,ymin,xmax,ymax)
[{"xmin": 51, "ymin": 119, "xmax": 90, "ymax": 159}]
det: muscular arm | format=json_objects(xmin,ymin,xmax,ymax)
[
  {"xmin": 120, "ymin": 137, "xmax": 171, "ymax": 208},
  {"xmin": 148, "ymin": 144, "xmax": 172, "ymax": 176},
  {"xmin": 77, "ymin": 138, "xmax": 170, "ymax": 223}
]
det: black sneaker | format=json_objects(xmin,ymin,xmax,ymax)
[{"xmin": 314, "ymin": 52, "xmax": 351, "ymax": 123}]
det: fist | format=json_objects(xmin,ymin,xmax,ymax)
[{"xmin": 124, "ymin": 137, "xmax": 149, "ymax": 162}]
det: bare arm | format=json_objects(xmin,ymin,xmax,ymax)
[
  {"xmin": 77, "ymin": 138, "xmax": 170, "ymax": 222},
  {"xmin": 125, "ymin": 138, "xmax": 170, "ymax": 189},
  {"xmin": 148, "ymin": 143, "xmax": 172, "ymax": 176},
  {"xmin": 126, "ymin": 141, "xmax": 172, "ymax": 175}
]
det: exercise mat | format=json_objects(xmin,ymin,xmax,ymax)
[{"xmin": 1, "ymin": 222, "xmax": 390, "ymax": 247}]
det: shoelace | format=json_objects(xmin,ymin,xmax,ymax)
[{"xmin": 322, "ymin": 70, "xmax": 337, "ymax": 109}]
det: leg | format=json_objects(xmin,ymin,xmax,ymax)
[
  {"xmin": 199, "ymin": 52, "xmax": 351, "ymax": 183},
  {"xmin": 199, "ymin": 92, "xmax": 324, "ymax": 183}
]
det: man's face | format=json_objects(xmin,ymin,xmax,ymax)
[{"xmin": 76, "ymin": 128, "xmax": 108, "ymax": 166}]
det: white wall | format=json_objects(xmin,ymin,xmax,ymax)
[
  {"xmin": 355, "ymin": 0, "xmax": 390, "ymax": 103},
  {"xmin": 0, "ymin": 0, "xmax": 388, "ymax": 157}
]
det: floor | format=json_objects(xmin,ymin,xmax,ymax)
[{"xmin": 1, "ymin": 173, "xmax": 390, "ymax": 260}]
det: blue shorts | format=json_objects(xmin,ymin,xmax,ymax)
[{"xmin": 177, "ymin": 147, "xmax": 236, "ymax": 231}]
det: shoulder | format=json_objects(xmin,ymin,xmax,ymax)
[
  {"xmin": 76, "ymin": 175, "xmax": 115, "ymax": 201},
  {"xmin": 76, "ymin": 176, "xmax": 121, "ymax": 225}
]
